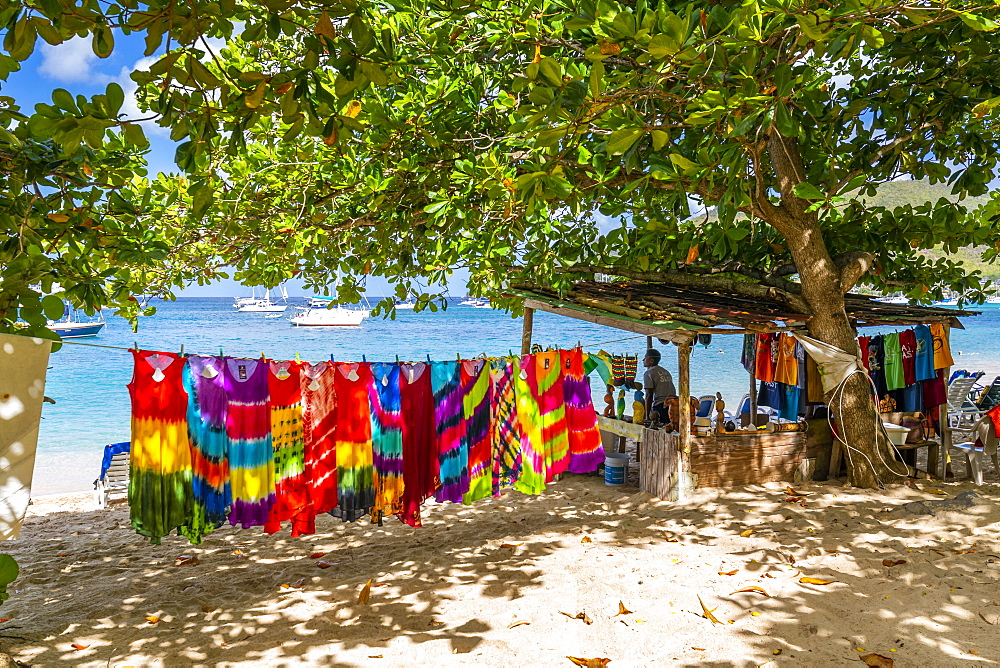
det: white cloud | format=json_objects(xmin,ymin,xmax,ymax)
[
  {"xmin": 38, "ymin": 36, "xmax": 99, "ymax": 82},
  {"xmin": 105, "ymin": 56, "xmax": 170, "ymax": 135}
]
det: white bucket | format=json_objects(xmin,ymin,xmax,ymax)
[
  {"xmin": 882, "ymin": 422, "xmax": 910, "ymax": 446},
  {"xmin": 605, "ymin": 453, "xmax": 630, "ymax": 485}
]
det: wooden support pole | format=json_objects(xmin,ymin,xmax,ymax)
[
  {"xmin": 520, "ymin": 307, "xmax": 534, "ymax": 356},
  {"xmin": 646, "ymin": 335, "xmax": 653, "ymax": 349},
  {"xmin": 677, "ymin": 339, "xmax": 692, "ymax": 474},
  {"xmin": 748, "ymin": 346, "xmax": 758, "ymax": 429},
  {"xmin": 940, "ymin": 323, "xmax": 952, "ymax": 478}
]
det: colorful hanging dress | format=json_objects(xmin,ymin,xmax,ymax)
[
  {"xmin": 461, "ymin": 359, "xmax": 493, "ymax": 504},
  {"xmin": 128, "ymin": 350, "xmax": 195, "ymax": 544},
  {"xmin": 301, "ymin": 361, "xmax": 339, "ymax": 516},
  {"xmin": 535, "ymin": 350, "xmax": 570, "ymax": 482},
  {"xmin": 223, "ymin": 358, "xmax": 275, "ymax": 528},
  {"xmin": 512, "ymin": 354, "xmax": 547, "ymax": 494},
  {"xmin": 183, "ymin": 355, "xmax": 230, "ymax": 540},
  {"xmin": 264, "ymin": 360, "xmax": 313, "ymax": 537},
  {"xmin": 561, "ymin": 347, "xmax": 604, "ymax": 473},
  {"xmin": 399, "ymin": 363, "xmax": 438, "ymax": 527},
  {"xmin": 369, "ymin": 362, "xmax": 405, "ymax": 522},
  {"xmin": 330, "ymin": 362, "xmax": 375, "ymax": 522},
  {"xmin": 431, "ymin": 360, "xmax": 469, "ymax": 503},
  {"xmin": 490, "ymin": 359, "xmax": 522, "ymax": 495}
]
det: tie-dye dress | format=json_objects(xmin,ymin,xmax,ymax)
[
  {"xmin": 461, "ymin": 359, "xmax": 493, "ymax": 504},
  {"xmin": 561, "ymin": 348, "xmax": 604, "ymax": 473},
  {"xmin": 490, "ymin": 360, "xmax": 522, "ymax": 495},
  {"xmin": 183, "ymin": 355, "xmax": 230, "ymax": 540},
  {"xmin": 301, "ymin": 362, "xmax": 339, "ymax": 516},
  {"xmin": 223, "ymin": 358, "xmax": 275, "ymax": 528},
  {"xmin": 399, "ymin": 363, "xmax": 437, "ymax": 527},
  {"xmin": 265, "ymin": 360, "xmax": 313, "ymax": 536},
  {"xmin": 330, "ymin": 362, "xmax": 375, "ymax": 522},
  {"xmin": 128, "ymin": 350, "xmax": 195, "ymax": 544},
  {"xmin": 432, "ymin": 361, "xmax": 469, "ymax": 504},
  {"xmin": 369, "ymin": 362, "xmax": 404, "ymax": 523},
  {"xmin": 512, "ymin": 355, "xmax": 547, "ymax": 494},
  {"xmin": 535, "ymin": 350, "xmax": 570, "ymax": 482}
]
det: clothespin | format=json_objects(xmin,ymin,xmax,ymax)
[
  {"xmin": 395, "ymin": 354, "xmax": 399, "ymax": 363},
  {"xmin": 295, "ymin": 352, "xmax": 300, "ymax": 361},
  {"xmin": 180, "ymin": 344, "xmax": 184, "ymax": 357},
  {"xmin": 133, "ymin": 341, "xmax": 139, "ymax": 353},
  {"xmin": 426, "ymin": 353, "xmax": 431, "ymax": 363},
  {"xmin": 456, "ymin": 352, "xmax": 461, "ymax": 361},
  {"xmin": 219, "ymin": 347, "xmax": 224, "ymax": 357},
  {"xmin": 330, "ymin": 354, "xmax": 335, "ymax": 363},
  {"xmin": 362, "ymin": 354, "xmax": 367, "ymax": 363},
  {"xmin": 261, "ymin": 351, "xmax": 266, "ymax": 360}
]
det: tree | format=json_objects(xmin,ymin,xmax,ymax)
[{"xmin": 7, "ymin": 0, "xmax": 1000, "ymax": 486}]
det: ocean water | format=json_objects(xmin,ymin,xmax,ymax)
[{"xmin": 34, "ymin": 298, "xmax": 1000, "ymax": 495}]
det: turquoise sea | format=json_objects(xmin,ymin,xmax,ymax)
[{"xmin": 34, "ymin": 298, "xmax": 1000, "ymax": 495}]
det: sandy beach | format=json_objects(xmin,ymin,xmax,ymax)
[{"xmin": 1, "ymin": 466, "xmax": 999, "ymax": 667}]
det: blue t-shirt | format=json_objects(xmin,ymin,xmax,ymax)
[{"xmin": 914, "ymin": 325, "xmax": 935, "ymax": 382}]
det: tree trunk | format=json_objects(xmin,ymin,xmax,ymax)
[{"xmin": 765, "ymin": 133, "xmax": 907, "ymax": 488}]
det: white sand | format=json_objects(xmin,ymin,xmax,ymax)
[{"xmin": 2, "ymin": 470, "xmax": 1000, "ymax": 667}]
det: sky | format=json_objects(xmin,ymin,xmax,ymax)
[{"xmin": 1, "ymin": 33, "xmax": 475, "ymax": 298}]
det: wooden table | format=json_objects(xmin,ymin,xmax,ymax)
[{"xmin": 597, "ymin": 415, "xmax": 647, "ymax": 458}]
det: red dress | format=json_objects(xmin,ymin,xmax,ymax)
[
  {"xmin": 301, "ymin": 362, "xmax": 338, "ymax": 516},
  {"xmin": 264, "ymin": 360, "xmax": 314, "ymax": 536},
  {"xmin": 398, "ymin": 363, "xmax": 437, "ymax": 527}
]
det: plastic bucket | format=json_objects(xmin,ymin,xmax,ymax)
[{"xmin": 604, "ymin": 453, "xmax": 630, "ymax": 486}]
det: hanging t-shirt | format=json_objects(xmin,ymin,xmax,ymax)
[
  {"xmin": 757, "ymin": 381, "xmax": 782, "ymax": 412},
  {"xmin": 858, "ymin": 336, "xmax": 871, "ymax": 371},
  {"xmin": 741, "ymin": 334, "xmax": 755, "ymax": 373},
  {"xmin": 899, "ymin": 329, "xmax": 917, "ymax": 387},
  {"xmin": 914, "ymin": 325, "xmax": 935, "ymax": 382},
  {"xmin": 755, "ymin": 333, "xmax": 775, "ymax": 383},
  {"xmin": 867, "ymin": 335, "xmax": 887, "ymax": 398},
  {"xmin": 774, "ymin": 333, "xmax": 798, "ymax": 386},
  {"xmin": 922, "ymin": 368, "xmax": 947, "ymax": 409},
  {"xmin": 930, "ymin": 323, "xmax": 954, "ymax": 369},
  {"xmin": 883, "ymin": 332, "xmax": 905, "ymax": 391}
]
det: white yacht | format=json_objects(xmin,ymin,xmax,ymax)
[
  {"xmin": 289, "ymin": 304, "xmax": 369, "ymax": 326},
  {"xmin": 395, "ymin": 299, "xmax": 416, "ymax": 310},
  {"xmin": 236, "ymin": 286, "xmax": 289, "ymax": 313},
  {"xmin": 873, "ymin": 295, "xmax": 909, "ymax": 305}
]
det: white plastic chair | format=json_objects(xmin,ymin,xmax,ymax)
[
  {"xmin": 94, "ymin": 450, "xmax": 130, "ymax": 508},
  {"xmin": 950, "ymin": 415, "xmax": 1000, "ymax": 485},
  {"xmin": 947, "ymin": 374, "xmax": 986, "ymax": 440}
]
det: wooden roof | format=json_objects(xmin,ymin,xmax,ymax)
[{"xmin": 513, "ymin": 280, "xmax": 977, "ymax": 343}]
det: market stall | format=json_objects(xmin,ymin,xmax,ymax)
[{"xmin": 513, "ymin": 280, "xmax": 976, "ymax": 499}]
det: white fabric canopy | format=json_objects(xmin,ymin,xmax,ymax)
[
  {"xmin": 0, "ymin": 334, "xmax": 52, "ymax": 540},
  {"xmin": 792, "ymin": 332, "xmax": 865, "ymax": 395}
]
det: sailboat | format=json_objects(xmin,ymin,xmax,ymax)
[
  {"xmin": 46, "ymin": 304, "xmax": 105, "ymax": 338},
  {"xmin": 235, "ymin": 286, "xmax": 289, "ymax": 313},
  {"xmin": 289, "ymin": 302, "xmax": 370, "ymax": 326}
]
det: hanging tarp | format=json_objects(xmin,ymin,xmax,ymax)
[
  {"xmin": 791, "ymin": 333, "xmax": 864, "ymax": 395},
  {"xmin": 0, "ymin": 334, "xmax": 52, "ymax": 540}
]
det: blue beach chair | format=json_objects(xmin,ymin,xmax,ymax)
[{"xmin": 93, "ymin": 442, "xmax": 130, "ymax": 508}]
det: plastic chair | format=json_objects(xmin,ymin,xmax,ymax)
[
  {"xmin": 696, "ymin": 395, "xmax": 715, "ymax": 418},
  {"xmin": 93, "ymin": 442, "xmax": 130, "ymax": 508},
  {"xmin": 946, "ymin": 374, "xmax": 986, "ymax": 440},
  {"xmin": 950, "ymin": 416, "xmax": 1000, "ymax": 485},
  {"xmin": 976, "ymin": 376, "xmax": 1000, "ymax": 411}
]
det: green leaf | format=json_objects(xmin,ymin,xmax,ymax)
[
  {"xmin": 245, "ymin": 83, "xmax": 266, "ymax": 109},
  {"xmin": 796, "ymin": 15, "xmax": 828, "ymax": 42},
  {"xmin": 537, "ymin": 58, "xmax": 563, "ymax": 87},
  {"xmin": 589, "ymin": 61, "xmax": 604, "ymax": 98},
  {"xmin": 837, "ymin": 174, "xmax": 866, "ymax": 195},
  {"xmin": 41, "ymin": 295, "xmax": 65, "ymax": 321},
  {"xmin": 0, "ymin": 555, "xmax": 18, "ymax": 603},
  {"xmin": 669, "ymin": 153, "xmax": 699, "ymax": 173},
  {"xmin": 651, "ymin": 130, "xmax": 669, "ymax": 151},
  {"xmin": 105, "ymin": 82, "xmax": 124, "ymax": 116},
  {"xmin": 648, "ymin": 34, "xmax": 679, "ymax": 59},
  {"xmin": 959, "ymin": 12, "xmax": 999, "ymax": 32},
  {"xmin": 360, "ymin": 61, "xmax": 388, "ymax": 86},
  {"xmin": 92, "ymin": 24, "xmax": 114, "ymax": 58},
  {"xmin": 774, "ymin": 101, "xmax": 798, "ymax": 137},
  {"xmin": 792, "ymin": 182, "xmax": 824, "ymax": 200},
  {"xmin": 122, "ymin": 122, "xmax": 148, "ymax": 148},
  {"xmin": 606, "ymin": 128, "xmax": 643, "ymax": 155}
]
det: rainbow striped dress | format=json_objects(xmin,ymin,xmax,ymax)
[
  {"xmin": 432, "ymin": 361, "xmax": 469, "ymax": 503},
  {"xmin": 512, "ymin": 355, "xmax": 546, "ymax": 494},
  {"xmin": 561, "ymin": 348, "xmax": 605, "ymax": 473},
  {"xmin": 265, "ymin": 360, "xmax": 313, "ymax": 536},
  {"xmin": 490, "ymin": 359, "xmax": 522, "ymax": 495},
  {"xmin": 461, "ymin": 360, "xmax": 493, "ymax": 504},
  {"xmin": 222, "ymin": 358, "xmax": 275, "ymax": 528},
  {"xmin": 535, "ymin": 350, "xmax": 570, "ymax": 482},
  {"xmin": 128, "ymin": 350, "xmax": 195, "ymax": 544},
  {"xmin": 330, "ymin": 363, "xmax": 375, "ymax": 522},
  {"xmin": 182, "ymin": 355, "xmax": 230, "ymax": 540},
  {"xmin": 301, "ymin": 362, "xmax": 338, "ymax": 516},
  {"xmin": 369, "ymin": 362, "xmax": 405, "ymax": 522}
]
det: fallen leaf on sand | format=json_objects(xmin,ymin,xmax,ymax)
[
  {"xmin": 281, "ymin": 578, "xmax": 305, "ymax": 589},
  {"xmin": 718, "ymin": 570, "xmax": 738, "ymax": 576},
  {"xmin": 309, "ymin": 552, "xmax": 328, "ymax": 559},
  {"xmin": 508, "ymin": 620, "xmax": 531, "ymax": 629},
  {"xmin": 860, "ymin": 652, "xmax": 894, "ymax": 667},
  {"xmin": 232, "ymin": 549, "xmax": 243, "ymax": 556},
  {"xmin": 358, "ymin": 578, "xmax": 373, "ymax": 605},
  {"xmin": 740, "ymin": 529, "xmax": 756, "ymax": 538},
  {"xmin": 174, "ymin": 555, "xmax": 199, "ymax": 567},
  {"xmin": 661, "ymin": 533, "xmax": 679, "ymax": 542},
  {"xmin": 786, "ymin": 486, "xmax": 810, "ymax": 496},
  {"xmin": 581, "ymin": 536, "xmax": 592, "ymax": 543},
  {"xmin": 615, "ymin": 601, "xmax": 633, "ymax": 616},
  {"xmin": 698, "ymin": 596, "xmax": 724, "ymax": 624},
  {"xmin": 788, "ymin": 554, "xmax": 796, "ymax": 565},
  {"xmin": 368, "ymin": 655, "xmax": 383, "ymax": 659},
  {"xmin": 145, "ymin": 616, "xmax": 159, "ymax": 624},
  {"xmin": 731, "ymin": 586, "xmax": 770, "ymax": 597},
  {"xmin": 499, "ymin": 543, "xmax": 522, "ymax": 549},
  {"xmin": 567, "ymin": 657, "xmax": 611, "ymax": 667},
  {"xmin": 0, "ymin": 619, "xmax": 12, "ymax": 623},
  {"xmin": 316, "ymin": 561, "xmax": 335, "ymax": 569},
  {"xmin": 882, "ymin": 559, "xmax": 907, "ymax": 567},
  {"xmin": 200, "ymin": 606, "xmax": 216, "ymax": 613},
  {"xmin": 559, "ymin": 611, "xmax": 594, "ymax": 625},
  {"xmin": 71, "ymin": 644, "xmax": 89, "ymax": 651},
  {"xmin": 923, "ymin": 489, "xmax": 947, "ymax": 495},
  {"xmin": 799, "ymin": 577, "xmax": 838, "ymax": 585},
  {"xmin": 762, "ymin": 573, "xmax": 775, "ymax": 578},
  {"xmin": 692, "ymin": 646, "xmax": 706, "ymax": 650}
]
